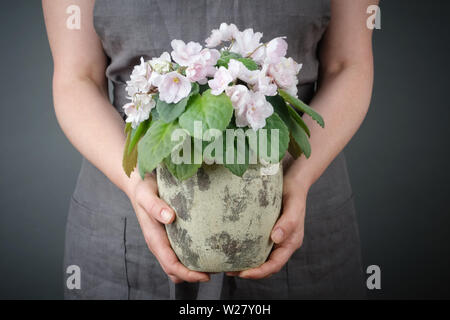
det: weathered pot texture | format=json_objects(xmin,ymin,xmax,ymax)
[{"xmin": 156, "ymin": 163, "xmax": 283, "ymax": 272}]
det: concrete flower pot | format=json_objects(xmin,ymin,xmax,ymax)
[{"xmin": 156, "ymin": 163, "xmax": 283, "ymax": 272}]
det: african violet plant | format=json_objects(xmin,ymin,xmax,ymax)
[{"xmin": 122, "ymin": 23, "xmax": 324, "ymax": 181}]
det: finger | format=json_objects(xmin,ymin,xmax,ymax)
[
  {"xmin": 138, "ymin": 207, "xmax": 210, "ymax": 283},
  {"xmin": 149, "ymin": 221, "xmax": 210, "ymax": 283},
  {"xmin": 169, "ymin": 260, "xmax": 211, "ymax": 283},
  {"xmin": 271, "ymin": 194, "xmax": 305, "ymax": 244},
  {"xmin": 238, "ymin": 244, "xmax": 294, "ymax": 279},
  {"xmin": 168, "ymin": 275, "xmax": 184, "ymax": 284},
  {"xmin": 157, "ymin": 241, "xmax": 210, "ymax": 283},
  {"xmin": 137, "ymin": 189, "xmax": 175, "ymax": 224}
]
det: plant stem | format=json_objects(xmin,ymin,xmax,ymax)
[
  {"xmin": 246, "ymin": 43, "xmax": 266, "ymax": 58},
  {"xmin": 228, "ymin": 39, "xmax": 235, "ymax": 51}
]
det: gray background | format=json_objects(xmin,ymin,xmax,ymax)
[{"xmin": 0, "ymin": 0, "xmax": 449, "ymax": 299}]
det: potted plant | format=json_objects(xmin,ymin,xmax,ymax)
[{"xmin": 122, "ymin": 23, "xmax": 324, "ymax": 272}]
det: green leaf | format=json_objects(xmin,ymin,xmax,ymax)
[
  {"xmin": 267, "ymin": 94, "xmax": 302, "ymax": 130},
  {"xmin": 190, "ymin": 82, "xmax": 200, "ymax": 95},
  {"xmin": 216, "ymin": 51, "xmax": 242, "ymax": 68},
  {"xmin": 156, "ymin": 83, "xmax": 199, "ymax": 123},
  {"xmin": 156, "ymin": 97, "xmax": 188, "ymax": 123},
  {"xmin": 150, "ymin": 106, "xmax": 160, "ymax": 121},
  {"xmin": 190, "ymin": 125, "xmax": 251, "ymax": 177},
  {"xmin": 179, "ymin": 89, "xmax": 233, "ymax": 140},
  {"xmin": 128, "ymin": 119, "xmax": 150, "ymax": 155},
  {"xmin": 286, "ymin": 104, "xmax": 310, "ymax": 137},
  {"xmin": 278, "ymin": 89, "xmax": 325, "ymax": 128},
  {"xmin": 124, "ymin": 122, "xmax": 132, "ymax": 134},
  {"xmin": 223, "ymin": 122, "xmax": 250, "ymax": 176},
  {"xmin": 198, "ymin": 83, "xmax": 209, "ymax": 94},
  {"xmin": 256, "ymin": 113, "xmax": 289, "ymax": 163},
  {"xmin": 236, "ymin": 57, "xmax": 259, "ymax": 71},
  {"xmin": 288, "ymin": 134, "xmax": 303, "ymax": 159},
  {"xmin": 267, "ymin": 95, "xmax": 311, "ymax": 158},
  {"xmin": 163, "ymin": 158, "xmax": 201, "ymax": 181},
  {"xmin": 216, "ymin": 50, "xmax": 259, "ymax": 71},
  {"xmin": 163, "ymin": 137, "xmax": 202, "ymax": 181},
  {"xmin": 123, "ymin": 130, "xmax": 138, "ymax": 177},
  {"xmin": 268, "ymin": 94, "xmax": 311, "ymax": 137},
  {"xmin": 137, "ymin": 120, "xmax": 186, "ymax": 178},
  {"xmin": 293, "ymin": 125, "xmax": 310, "ymax": 158},
  {"xmin": 224, "ymin": 156, "xmax": 248, "ymax": 176},
  {"xmin": 286, "ymin": 107, "xmax": 311, "ymax": 158}
]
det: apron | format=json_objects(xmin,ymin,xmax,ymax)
[{"xmin": 63, "ymin": 0, "xmax": 365, "ymax": 299}]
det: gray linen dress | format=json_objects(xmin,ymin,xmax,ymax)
[{"xmin": 63, "ymin": 0, "xmax": 365, "ymax": 299}]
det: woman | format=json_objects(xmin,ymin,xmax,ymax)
[{"xmin": 43, "ymin": 0, "xmax": 375, "ymax": 299}]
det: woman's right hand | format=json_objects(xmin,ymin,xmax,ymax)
[{"xmin": 126, "ymin": 171, "xmax": 210, "ymax": 284}]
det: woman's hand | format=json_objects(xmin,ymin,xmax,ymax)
[
  {"xmin": 126, "ymin": 171, "xmax": 210, "ymax": 284},
  {"xmin": 228, "ymin": 171, "xmax": 308, "ymax": 279}
]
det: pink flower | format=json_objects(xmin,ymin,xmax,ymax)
[
  {"xmin": 228, "ymin": 59, "xmax": 260, "ymax": 85},
  {"xmin": 186, "ymin": 64, "xmax": 209, "ymax": 84},
  {"xmin": 205, "ymin": 23, "xmax": 239, "ymax": 48},
  {"xmin": 170, "ymin": 40, "xmax": 203, "ymax": 67},
  {"xmin": 268, "ymin": 57, "xmax": 302, "ymax": 97},
  {"xmin": 200, "ymin": 48, "xmax": 220, "ymax": 66},
  {"xmin": 253, "ymin": 64, "xmax": 277, "ymax": 96},
  {"xmin": 218, "ymin": 23, "xmax": 239, "ymax": 41},
  {"xmin": 227, "ymin": 59, "xmax": 276, "ymax": 96},
  {"xmin": 125, "ymin": 57, "xmax": 152, "ymax": 96},
  {"xmin": 185, "ymin": 48, "xmax": 220, "ymax": 84},
  {"xmin": 205, "ymin": 29, "xmax": 222, "ymax": 48},
  {"xmin": 227, "ymin": 59, "xmax": 242, "ymax": 79},
  {"xmin": 158, "ymin": 72, "xmax": 192, "ymax": 103},
  {"xmin": 149, "ymin": 71, "xmax": 164, "ymax": 87},
  {"xmin": 265, "ymin": 37, "xmax": 288, "ymax": 64},
  {"xmin": 225, "ymin": 85, "xmax": 251, "ymax": 127},
  {"xmin": 225, "ymin": 86, "xmax": 274, "ymax": 130},
  {"xmin": 245, "ymin": 91, "xmax": 274, "ymax": 130},
  {"xmin": 231, "ymin": 28, "xmax": 263, "ymax": 58},
  {"xmin": 123, "ymin": 94, "xmax": 155, "ymax": 128},
  {"xmin": 208, "ymin": 67, "xmax": 233, "ymax": 95},
  {"xmin": 149, "ymin": 52, "xmax": 172, "ymax": 74}
]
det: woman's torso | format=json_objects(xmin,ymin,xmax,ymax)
[{"xmin": 73, "ymin": 0, "xmax": 352, "ymax": 217}]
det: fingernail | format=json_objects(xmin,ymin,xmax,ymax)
[
  {"xmin": 199, "ymin": 277, "xmax": 209, "ymax": 282},
  {"xmin": 272, "ymin": 228, "xmax": 284, "ymax": 243},
  {"xmin": 161, "ymin": 209, "xmax": 172, "ymax": 223}
]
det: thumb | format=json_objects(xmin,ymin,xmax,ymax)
[
  {"xmin": 138, "ymin": 192, "xmax": 175, "ymax": 224},
  {"xmin": 271, "ymin": 196, "xmax": 305, "ymax": 244}
]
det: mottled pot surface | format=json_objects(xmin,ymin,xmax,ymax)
[{"xmin": 157, "ymin": 163, "xmax": 283, "ymax": 272}]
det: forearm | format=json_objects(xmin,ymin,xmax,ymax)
[
  {"xmin": 53, "ymin": 75, "xmax": 134, "ymax": 195},
  {"xmin": 285, "ymin": 62, "xmax": 373, "ymax": 190}
]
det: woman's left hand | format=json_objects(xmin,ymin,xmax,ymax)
[{"xmin": 228, "ymin": 173, "xmax": 308, "ymax": 279}]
